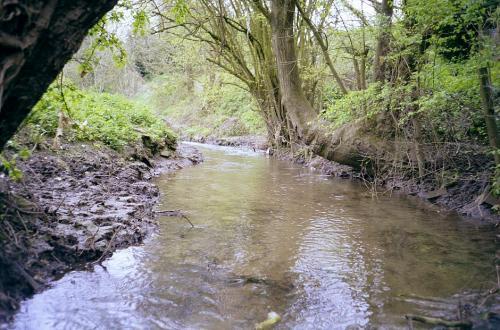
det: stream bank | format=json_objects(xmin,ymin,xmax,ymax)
[
  {"xmin": 9, "ymin": 143, "xmax": 500, "ymax": 329},
  {"xmin": 187, "ymin": 135, "xmax": 269, "ymax": 151},
  {"xmin": 193, "ymin": 135, "xmax": 499, "ymax": 223},
  {"xmin": 286, "ymin": 150, "xmax": 500, "ymax": 224},
  {"xmin": 0, "ymin": 142, "xmax": 202, "ymax": 322}
]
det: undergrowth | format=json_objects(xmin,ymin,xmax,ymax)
[
  {"xmin": 24, "ymin": 81, "xmax": 176, "ymax": 151},
  {"xmin": 140, "ymin": 73, "xmax": 265, "ymax": 139}
]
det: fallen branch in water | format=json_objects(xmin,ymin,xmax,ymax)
[
  {"xmin": 405, "ymin": 315, "xmax": 472, "ymax": 329},
  {"xmin": 155, "ymin": 210, "xmax": 194, "ymax": 228},
  {"xmin": 479, "ymin": 287, "xmax": 499, "ymax": 308}
]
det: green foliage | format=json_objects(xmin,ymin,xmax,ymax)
[
  {"xmin": 80, "ymin": 21, "xmax": 127, "ymax": 76},
  {"xmin": 323, "ymin": 84, "xmax": 388, "ymax": 127},
  {"xmin": 404, "ymin": 0, "xmax": 497, "ymax": 60},
  {"xmin": 141, "ymin": 72, "xmax": 265, "ymax": 139},
  {"xmin": 323, "ymin": 52, "xmax": 498, "ymax": 144},
  {"xmin": 78, "ymin": 0, "xmax": 146, "ymax": 76},
  {"xmin": 132, "ymin": 10, "xmax": 150, "ymax": 36},
  {"xmin": 0, "ymin": 149, "xmax": 30, "ymax": 181},
  {"xmin": 172, "ymin": 0, "xmax": 190, "ymax": 24},
  {"xmin": 27, "ymin": 82, "xmax": 175, "ymax": 151}
]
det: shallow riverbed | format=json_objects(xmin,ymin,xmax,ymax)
[{"xmin": 10, "ymin": 143, "xmax": 499, "ymax": 329}]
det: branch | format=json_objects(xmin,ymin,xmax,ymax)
[
  {"xmin": 250, "ymin": 0, "xmax": 270, "ymax": 21},
  {"xmin": 294, "ymin": 0, "xmax": 348, "ymax": 94},
  {"xmin": 206, "ymin": 57, "xmax": 251, "ymax": 86},
  {"xmin": 405, "ymin": 315, "xmax": 472, "ymax": 329}
]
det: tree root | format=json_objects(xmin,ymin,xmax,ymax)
[{"xmin": 405, "ymin": 314, "xmax": 472, "ymax": 329}]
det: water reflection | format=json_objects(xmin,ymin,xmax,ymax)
[{"xmin": 10, "ymin": 143, "xmax": 498, "ymax": 329}]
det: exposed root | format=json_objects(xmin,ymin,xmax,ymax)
[{"xmin": 405, "ymin": 314, "xmax": 472, "ymax": 329}]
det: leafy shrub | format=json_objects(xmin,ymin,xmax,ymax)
[
  {"xmin": 322, "ymin": 83, "xmax": 388, "ymax": 127},
  {"xmin": 26, "ymin": 82, "xmax": 176, "ymax": 150}
]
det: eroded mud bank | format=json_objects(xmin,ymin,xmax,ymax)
[
  {"xmin": 194, "ymin": 135, "xmax": 499, "ymax": 223},
  {"xmin": 0, "ymin": 143, "xmax": 202, "ymax": 322}
]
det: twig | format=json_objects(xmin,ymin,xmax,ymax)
[
  {"xmin": 15, "ymin": 209, "xmax": 29, "ymax": 233},
  {"xmin": 53, "ymin": 194, "xmax": 67, "ymax": 214},
  {"xmin": 179, "ymin": 214, "xmax": 194, "ymax": 228},
  {"xmin": 405, "ymin": 315, "xmax": 472, "ymax": 329},
  {"xmin": 13, "ymin": 261, "xmax": 41, "ymax": 291},
  {"xmin": 497, "ymin": 265, "xmax": 500, "ymax": 290},
  {"xmin": 93, "ymin": 227, "xmax": 122, "ymax": 264},
  {"xmin": 155, "ymin": 209, "xmax": 195, "ymax": 228},
  {"xmin": 478, "ymin": 288, "xmax": 499, "ymax": 308}
]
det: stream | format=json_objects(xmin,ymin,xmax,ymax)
[{"xmin": 10, "ymin": 143, "xmax": 499, "ymax": 329}]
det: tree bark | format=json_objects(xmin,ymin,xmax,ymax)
[
  {"xmin": 373, "ymin": 0, "xmax": 393, "ymax": 83},
  {"xmin": 294, "ymin": 0, "xmax": 348, "ymax": 95},
  {"xmin": 0, "ymin": 0, "xmax": 118, "ymax": 149},
  {"xmin": 479, "ymin": 66, "xmax": 500, "ymax": 165},
  {"xmin": 269, "ymin": 0, "xmax": 317, "ymax": 141},
  {"xmin": 360, "ymin": 55, "xmax": 367, "ymax": 89}
]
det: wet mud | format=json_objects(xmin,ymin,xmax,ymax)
[{"xmin": 0, "ymin": 143, "xmax": 202, "ymax": 322}]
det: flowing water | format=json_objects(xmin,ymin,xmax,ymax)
[{"xmin": 10, "ymin": 143, "xmax": 499, "ymax": 329}]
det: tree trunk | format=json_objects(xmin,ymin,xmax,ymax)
[
  {"xmin": 353, "ymin": 58, "xmax": 363, "ymax": 91},
  {"xmin": 185, "ymin": 63, "xmax": 195, "ymax": 93},
  {"xmin": 294, "ymin": 0, "xmax": 348, "ymax": 95},
  {"xmin": 479, "ymin": 67, "xmax": 500, "ymax": 165},
  {"xmin": 270, "ymin": 0, "xmax": 317, "ymax": 142},
  {"xmin": 373, "ymin": 0, "xmax": 393, "ymax": 83},
  {"xmin": 360, "ymin": 56, "xmax": 367, "ymax": 89},
  {"xmin": 0, "ymin": 0, "xmax": 118, "ymax": 149}
]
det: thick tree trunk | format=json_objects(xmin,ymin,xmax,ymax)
[
  {"xmin": 373, "ymin": 0, "xmax": 393, "ymax": 83},
  {"xmin": 479, "ymin": 67, "xmax": 500, "ymax": 165},
  {"xmin": 269, "ymin": 0, "xmax": 317, "ymax": 142},
  {"xmin": 0, "ymin": 0, "xmax": 118, "ymax": 149}
]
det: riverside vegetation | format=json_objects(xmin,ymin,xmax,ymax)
[{"xmin": 0, "ymin": 0, "xmax": 499, "ymax": 327}]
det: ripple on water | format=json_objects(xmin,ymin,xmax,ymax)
[{"xmin": 10, "ymin": 144, "xmax": 499, "ymax": 329}]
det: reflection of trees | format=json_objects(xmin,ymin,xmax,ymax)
[{"xmin": 138, "ymin": 148, "xmax": 496, "ymax": 328}]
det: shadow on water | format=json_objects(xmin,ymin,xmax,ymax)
[{"xmin": 9, "ymin": 143, "xmax": 499, "ymax": 329}]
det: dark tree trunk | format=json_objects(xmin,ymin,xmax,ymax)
[
  {"xmin": 373, "ymin": 0, "xmax": 393, "ymax": 83},
  {"xmin": 0, "ymin": 0, "xmax": 118, "ymax": 148},
  {"xmin": 269, "ymin": 0, "xmax": 316, "ymax": 142},
  {"xmin": 479, "ymin": 67, "xmax": 499, "ymax": 165}
]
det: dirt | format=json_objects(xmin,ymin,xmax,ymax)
[
  {"xmin": 187, "ymin": 133, "xmax": 499, "ymax": 223},
  {"xmin": 274, "ymin": 146, "xmax": 500, "ymax": 223},
  {"xmin": 0, "ymin": 142, "xmax": 203, "ymax": 323},
  {"xmin": 188, "ymin": 135, "xmax": 269, "ymax": 151}
]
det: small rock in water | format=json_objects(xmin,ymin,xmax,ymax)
[{"xmin": 255, "ymin": 311, "xmax": 281, "ymax": 330}]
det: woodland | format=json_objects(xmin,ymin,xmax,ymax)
[
  {"xmin": 0, "ymin": 0, "xmax": 499, "ymax": 327},
  {"xmin": 1, "ymin": 0, "xmax": 498, "ymax": 200}
]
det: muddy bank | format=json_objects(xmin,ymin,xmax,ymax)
[
  {"xmin": 278, "ymin": 148, "xmax": 500, "ymax": 223},
  {"xmin": 187, "ymin": 135, "xmax": 269, "ymax": 151},
  {"xmin": 185, "ymin": 135, "xmax": 499, "ymax": 222},
  {"xmin": 0, "ymin": 142, "xmax": 202, "ymax": 322},
  {"xmin": 194, "ymin": 127, "xmax": 499, "ymax": 223}
]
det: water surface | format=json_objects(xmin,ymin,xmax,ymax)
[{"xmin": 11, "ymin": 143, "xmax": 498, "ymax": 329}]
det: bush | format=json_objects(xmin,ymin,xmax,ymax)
[
  {"xmin": 26, "ymin": 82, "xmax": 176, "ymax": 150},
  {"xmin": 322, "ymin": 83, "xmax": 388, "ymax": 127}
]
